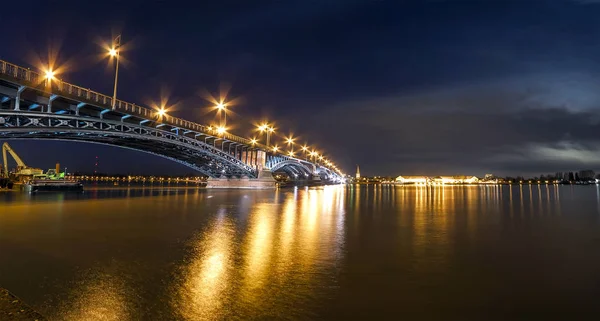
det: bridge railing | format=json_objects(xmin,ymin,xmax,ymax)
[
  {"xmin": 0, "ymin": 59, "xmax": 269, "ymax": 149},
  {"xmin": 0, "ymin": 60, "xmax": 41, "ymax": 84}
]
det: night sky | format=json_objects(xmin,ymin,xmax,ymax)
[{"xmin": 3, "ymin": 0, "xmax": 600, "ymax": 177}]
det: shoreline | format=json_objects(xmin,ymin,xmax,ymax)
[{"xmin": 0, "ymin": 287, "xmax": 45, "ymax": 320}]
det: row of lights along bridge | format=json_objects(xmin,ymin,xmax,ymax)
[{"xmin": 40, "ymin": 35, "xmax": 341, "ymax": 173}]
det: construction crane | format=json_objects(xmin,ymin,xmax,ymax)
[{"xmin": 2, "ymin": 142, "xmax": 43, "ymax": 178}]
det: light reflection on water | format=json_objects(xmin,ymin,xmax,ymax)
[
  {"xmin": 1, "ymin": 185, "xmax": 600, "ymax": 320},
  {"xmin": 174, "ymin": 207, "xmax": 234, "ymax": 320}
]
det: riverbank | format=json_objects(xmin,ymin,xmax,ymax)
[{"xmin": 1, "ymin": 287, "xmax": 45, "ymax": 320}]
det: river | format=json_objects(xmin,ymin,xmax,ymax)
[{"xmin": 1, "ymin": 184, "xmax": 600, "ymax": 320}]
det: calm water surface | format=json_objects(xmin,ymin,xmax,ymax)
[{"xmin": 1, "ymin": 185, "xmax": 600, "ymax": 320}]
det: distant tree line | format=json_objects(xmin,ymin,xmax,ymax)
[{"xmin": 501, "ymin": 170, "xmax": 597, "ymax": 183}]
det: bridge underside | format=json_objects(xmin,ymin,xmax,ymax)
[
  {"xmin": 273, "ymin": 165, "xmax": 312, "ymax": 180},
  {"xmin": 0, "ymin": 129, "xmax": 255, "ymax": 178}
]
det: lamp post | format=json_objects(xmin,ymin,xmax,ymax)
[
  {"xmin": 285, "ymin": 135, "xmax": 295, "ymax": 156},
  {"xmin": 44, "ymin": 69, "xmax": 55, "ymax": 88},
  {"xmin": 258, "ymin": 123, "xmax": 275, "ymax": 146},
  {"xmin": 301, "ymin": 145, "xmax": 309, "ymax": 161},
  {"xmin": 109, "ymin": 35, "xmax": 121, "ymax": 109},
  {"xmin": 215, "ymin": 102, "xmax": 227, "ymax": 127}
]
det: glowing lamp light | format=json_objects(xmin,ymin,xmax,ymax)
[
  {"xmin": 44, "ymin": 69, "xmax": 55, "ymax": 80},
  {"xmin": 250, "ymin": 138, "xmax": 257, "ymax": 145},
  {"xmin": 272, "ymin": 146, "xmax": 279, "ymax": 152},
  {"xmin": 302, "ymin": 146, "xmax": 308, "ymax": 151},
  {"xmin": 109, "ymin": 48, "xmax": 118, "ymax": 57},
  {"xmin": 157, "ymin": 108, "xmax": 166, "ymax": 117},
  {"xmin": 288, "ymin": 151, "xmax": 295, "ymax": 156},
  {"xmin": 216, "ymin": 126, "xmax": 226, "ymax": 135},
  {"xmin": 216, "ymin": 102, "xmax": 226, "ymax": 110}
]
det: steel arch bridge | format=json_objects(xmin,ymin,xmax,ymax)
[{"xmin": 0, "ymin": 59, "xmax": 342, "ymax": 181}]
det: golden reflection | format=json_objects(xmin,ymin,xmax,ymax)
[
  {"xmin": 278, "ymin": 195, "xmax": 297, "ymax": 265},
  {"xmin": 297, "ymin": 189, "xmax": 321, "ymax": 268},
  {"xmin": 529, "ymin": 185, "xmax": 534, "ymax": 215},
  {"xmin": 236, "ymin": 186, "xmax": 346, "ymax": 314},
  {"xmin": 519, "ymin": 184, "xmax": 525, "ymax": 216},
  {"xmin": 57, "ymin": 269, "xmax": 130, "ymax": 321},
  {"xmin": 509, "ymin": 185, "xmax": 514, "ymax": 217},
  {"xmin": 175, "ymin": 209, "xmax": 234, "ymax": 320},
  {"xmin": 545, "ymin": 184, "xmax": 551, "ymax": 215},
  {"xmin": 242, "ymin": 203, "xmax": 276, "ymax": 300},
  {"xmin": 538, "ymin": 185, "xmax": 543, "ymax": 216}
]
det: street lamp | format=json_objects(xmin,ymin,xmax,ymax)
[
  {"xmin": 272, "ymin": 145, "xmax": 279, "ymax": 152},
  {"xmin": 285, "ymin": 135, "xmax": 296, "ymax": 157},
  {"xmin": 250, "ymin": 138, "xmax": 257, "ymax": 145},
  {"xmin": 109, "ymin": 35, "xmax": 121, "ymax": 109},
  {"xmin": 301, "ymin": 145, "xmax": 309, "ymax": 160},
  {"xmin": 214, "ymin": 101, "xmax": 228, "ymax": 126},
  {"xmin": 258, "ymin": 122, "xmax": 275, "ymax": 146},
  {"xmin": 216, "ymin": 126, "xmax": 227, "ymax": 136},
  {"xmin": 44, "ymin": 69, "xmax": 55, "ymax": 80},
  {"xmin": 44, "ymin": 68, "xmax": 55, "ymax": 88},
  {"xmin": 285, "ymin": 136, "xmax": 295, "ymax": 146}
]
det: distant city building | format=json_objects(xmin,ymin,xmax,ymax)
[
  {"xmin": 395, "ymin": 176, "xmax": 429, "ymax": 185},
  {"xmin": 356, "ymin": 165, "xmax": 360, "ymax": 179},
  {"xmin": 432, "ymin": 176, "xmax": 479, "ymax": 185},
  {"xmin": 396, "ymin": 175, "xmax": 480, "ymax": 185}
]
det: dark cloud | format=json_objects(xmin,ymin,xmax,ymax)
[{"xmin": 308, "ymin": 74, "xmax": 600, "ymax": 176}]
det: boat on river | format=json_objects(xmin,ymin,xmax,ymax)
[{"xmin": 23, "ymin": 179, "xmax": 83, "ymax": 193}]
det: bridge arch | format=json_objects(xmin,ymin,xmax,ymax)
[
  {"xmin": 0, "ymin": 112, "xmax": 258, "ymax": 178},
  {"xmin": 270, "ymin": 159, "xmax": 314, "ymax": 179}
]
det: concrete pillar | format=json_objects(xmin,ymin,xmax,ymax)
[{"xmin": 257, "ymin": 150, "xmax": 267, "ymax": 171}]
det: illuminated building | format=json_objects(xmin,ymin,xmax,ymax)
[{"xmin": 395, "ymin": 176, "xmax": 429, "ymax": 185}]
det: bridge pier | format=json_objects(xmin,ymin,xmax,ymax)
[
  {"xmin": 206, "ymin": 150, "xmax": 277, "ymax": 189},
  {"xmin": 206, "ymin": 170, "xmax": 277, "ymax": 189}
]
